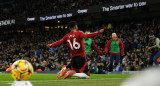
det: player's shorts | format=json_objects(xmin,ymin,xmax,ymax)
[{"xmin": 71, "ymin": 56, "xmax": 89, "ymax": 72}]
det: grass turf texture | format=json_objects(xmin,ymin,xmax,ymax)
[{"xmin": 0, "ymin": 73, "xmax": 132, "ymax": 86}]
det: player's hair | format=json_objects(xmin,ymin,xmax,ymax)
[{"xmin": 68, "ymin": 21, "xmax": 77, "ymax": 29}]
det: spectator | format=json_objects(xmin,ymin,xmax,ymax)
[
  {"xmin": 49, "ymin": 48, "xmax": 55, "ymax": 54},
  {"xmin": 44, "ymin": 67, "xmax": 50, "ymax": 71},
  {"xmin": 90, "ymin": 63, "xmax": 97, "ymax": 74},
  {"xmin": 147, "ymin": 33, "xmax": 160, "ymax": 66},
  {"xmin": 97, "ymin": 63, "xmax": 106, "ymax": 74},
  {"xmin": 50, "ymin": 64, "xmax": 56, "ymax": 71},
  {"xmin": 123, "ymin": 63, "xmax": 130, "ymax": 71},
  {"xmin": 133, "ymin": 61, "xmax": 139, "ymax": 71},
  {"xmin": 36, "ymin": 48, "xmax": 41, "ymax": 57},
  {"xmin": 115, "ymin": 63, "xmax": 123, "ymax": 72}
]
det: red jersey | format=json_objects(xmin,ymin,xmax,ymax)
[{"xmin": 48, "ymin": 31, "xmax": 101, "ymax": 58}]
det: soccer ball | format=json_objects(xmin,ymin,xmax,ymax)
[{"xmin": 10, "ymin": 60, "xmax": 34, "ymax": 81}]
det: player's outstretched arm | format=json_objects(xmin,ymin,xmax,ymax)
[
  {"xmin": 100, "ymin": 29, "xmax": 104, "ymax": 33},
  {"xmin": 119, "ymin": 39, "xmax": 124, "ymax": 56},
  {"xmin": 48, "ymin": 36, "xmax": 66, "ymax": 48},
  {"xmin": 91, "ymin": 40, "xmax": 102, "ymax": 55},
  {"xmin": 105, "ymin": 40, "xmax": 111, "ymax": 53},
  {"xmin": 80, "ymin": 29, "xmax": 104, "ymax": 38}
]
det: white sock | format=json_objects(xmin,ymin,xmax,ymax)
[
  {"xmin": 72, "ymin": 73, "xmax": 90, "ymax": 78},
  {"xmin": 57, "ymin": 67, "xmax": 66, "ymax": 74},
  {"xmin": 63, "ymin": 67, "xmax": 66, "ymax": 70}
]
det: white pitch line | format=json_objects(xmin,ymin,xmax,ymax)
[
  {"xmin": 7, "ymin": 83, "xmax": 13, "ymax": 84},
  {"xmin": 0, "ymin": 78, "xmax": 128, "ymax": 83}
]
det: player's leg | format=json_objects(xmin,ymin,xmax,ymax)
[
  {"xmin": 62, "ymin": 63, "xmax": 72, "ymax": 70},
  {"xmin": 63, "ymin": 70, "xmax": 75, "ymax": 79},
  {"xmin": 64, "ymin": 70, "xmax": 90, "ymax": 79},
  {"xmin": 149, "ymin": 54, "xmax": 154, "ymax": 66},
  {"xmin": 83, "ymin": 64, "xmax": 90, "ymax": 76},
  {"xmin": 66, "ymin": 63, "xmax": 71, "ymax": 69},
  {"xmin": 57, "ymin": 61, "xmax": 72, "ymax": 79},
  {"xmin": 115, "ymin": 55, "xmax": 120, "ymax": 66},
  {"xmin": 72, "ymin": 72, "xmax": 90, "ymax": 78},
  {"xmin": 72, "ymin": 56, "xmax": 90, "ymax": 78},
  {"xmin": 153, "ymin": 52, "xmax": 160, "ymax": 66},
  {"xmin": 109, "ymin": 54, "xmax": 114, "ymax": 72},
  {"xmin": 57, "ymin": 65, "xmax": 67, "ymax": 79},
  {"xmin": 63, "ymin": 64, "xmax": 90, "ymax": 79},
  {"xmin": 71, "ymin": 65, "xmax": 90, "ymax": 79},
  {"xmin": 63, "ymin": 56, "xmax": 80, "ymax": 79},
  {"xmin": 64, "ymin": 56, "xmax": 88, "ymax": 79}
]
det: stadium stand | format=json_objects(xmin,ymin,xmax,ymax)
[{"xmin": 0, "ymin": 17, "xmax": 160, "ymax": 73}]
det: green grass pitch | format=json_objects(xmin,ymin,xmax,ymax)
[{"xmin": 0, "ymin": 73, "xmax": 132, "ymax": 86}]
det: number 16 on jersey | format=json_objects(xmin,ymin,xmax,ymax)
[{"xmin": 67, "ymin": 38, "xmax": 80, "ymax": 50}]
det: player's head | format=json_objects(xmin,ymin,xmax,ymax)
[
  {"xmin": 68, "ymin": 21, "xmax": 78, "ymax": 31},
  {"xmin": 112, "ymin": 33, "xmax": 117, "ymax": 40},
  {"xmin": 149, "ymin": 33, "xmax": 155, "ymax": 40}
]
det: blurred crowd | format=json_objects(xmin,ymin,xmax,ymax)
[
  {"xmin": 0, "ymin": 17, "xmax": 160, "ymax": 73},
  {"xmin": 0, "ymin": 0, "xmax": 130, "ymax": 20}
]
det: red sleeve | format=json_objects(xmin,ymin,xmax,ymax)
[
  {"xmin": 91, "ymin": 40, "xmax": 102, "ymax": 55},
  {"xmin": 119, "ymin": 39, "xmax": 124, "ymax": 55},
  {"xmin": 79, "ymin": 31, "xmax": 101, "ymax": 38},
  {"xmin": 48, "ymin": 36, "xmax": 66, "ymax": 48},
  {"xmin": 105, "ymin": 40, "xmax": 111, "ymax": 53}
]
